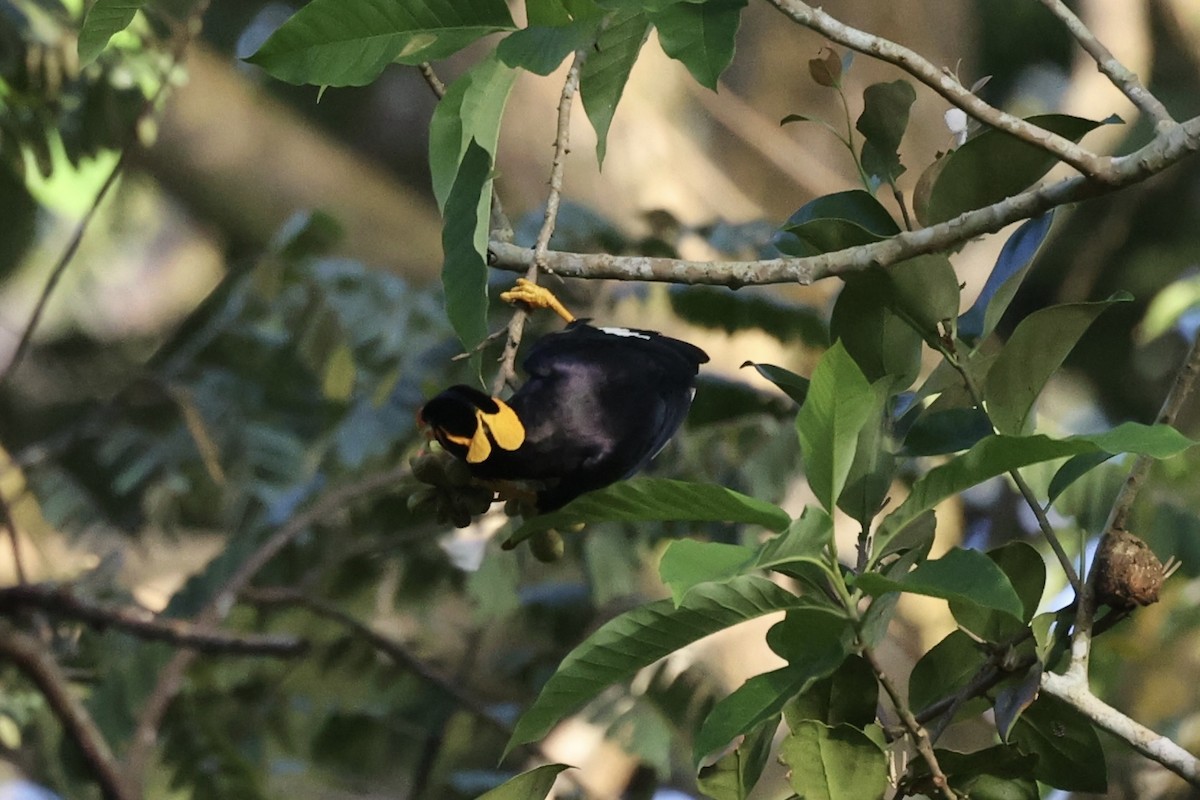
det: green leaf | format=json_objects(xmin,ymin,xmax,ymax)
[
  {"xmin": 784, "ymin": 654, "xmax": 877, "ymax": 729},
  {"xmin": 246, "ymin": 0, "xmax": 517, "ymax": 86},
  {"xmin": 856, "ymin": 80, "xmax": 917, "ymax": 185},
  {"xmin": 949, "ymin": 541, "xmax": 1045, "ymax": 640},
  {"xmin": 659, "ymin": 539, "xmax": 755, "ymax": 605},
  {"xmin": 985, "ymin": 295, "xmax": 1131, "ymax": 434},
  {"xmin": 476, "ymin": 764, "xmax": 573, "ymax": 799},
  {"xmin": 888, "ymin": 254, "xmax": 960, "ymax": 342},
  {"xmin": 932, "ymin": 746, "xmax": 1040, "ymax": 798},
  {"xmin": 830, "ymin": 272, "xmax": 922, "ymax": 390},
  {"xmin": 754, "ymin": 507, "xmax": 834, "ymax": 574},
  {"xmin": 740, "ymin": 362, "xmax": 810, "ymax": 405},
  {"xmin": 504, "ymin": 478, "xmax": 789, "ymax": 546},
  {"xmin": 428, "ymin": 53, "xmax": 517, "ymax": 210},
  {"xmin": 441, "ymin": 139, "xmax": 493, "ymax": 363},
  {"xmin": 875, "ymin": 423, "xmax": 1197, "ymax": 548},
  {"xmin": 79, "ymin": 0, "xmax": 144, "ymax": 64},
  {"xmin": 694, "ymin": 667, "xmax": 808, "ymax": 768},
  {"xmin": 766, "ymin": 607, "xmax": 854, "ymax": 666},
  {"xmin": 497, "ymin": 18, "xmax": 599, "ymax": 75},
  {"xmin": 958, "ymin": 212, "xmax": 1055, "ymax": 344},
  {"xmin": 779, "ymin": 721, "xmax": 888, "ymax": 800},
  {"xmin": 696, "ymin": 716, "xmax": 775, "ymax": 800},
  {"xmin": 580, "ymin": 10, "xmax": 651, "ymax": 164},
  {"xmin": 505, "ymin": 575, "xmax": 809, "ymax": 753},
  {"xmin": 857, "ymin": 547, "xmax": 1024, "ymax": 620},
  {"xmin": 918, "ymin": 114, "xmax": 1114, "ymax": 225},
  {"xmin": 796, "ymin": 342, "xmax": 876, "ymax": 512},
  {"xmin": 779, "ymin": 190, "xmax": 901, "ymax": 255},
  {"xmin": 1010, "ymin": 694, "xmax": 1107, "ymax": 793},
  {"xmin": 908, "ymin": 630, "xmax": 985, "ymax": 713},
  {"xmin": 836, "ymin": 379, "xmax": 892, "ymax": 527},
  {"xmin": 650, "ymin": 0, "xmax": 746, "ymax": 91},
  {"xmin": 1046, "ymin": 451, "xmax": 1114, "ymax": 506}
]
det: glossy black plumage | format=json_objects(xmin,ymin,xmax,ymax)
[{"xmin": 420, "ymin": 321, "xmax": 708, "ymax": 511}]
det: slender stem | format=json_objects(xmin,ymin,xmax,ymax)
[
  {"xmin": 122, "ymin": 464, "xmax": 412, "ymax": 790},
  {"xmin": 765, "ymin": 0, "xmax": 1109, "ymax": 179},
  {"xmin": 0, "ymin": 489, "xmax": 27, "ymax": 584},
  {"xmin": 0, "ymin": 620, "xmax": 135, "ymax": 800},
  {"xmin": 1034, "ymin": 0, "xmax": 1175, "ymax": 128},
  {"xmin": 0, "ymin": 151, "xmax": 127, "ymax": 386},
  {"xmin": 492, "ymin": 51, "xmax": 586, "ymax": 395},
  {"xmin": 0, "ymin": 584, "xmax": 307, "ymax": 657},
  {"xmin": 864, "ymin": 646, "xmax": 959, "ymax": 800},
  {"xmin": 942, "ymin": 342, "xmax": 1082, "ymax": 591}
]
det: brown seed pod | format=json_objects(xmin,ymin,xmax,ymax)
[{"xmin": 1093, "ymin": 528, "xmax": 1166, "ymax": 608}]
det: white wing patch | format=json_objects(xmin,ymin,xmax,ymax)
[{"xmin": 598, "ymin": 326, "xmax": 651, "ymax": 340}]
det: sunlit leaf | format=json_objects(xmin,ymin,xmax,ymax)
[
  {"xmin": 985, "ymin": 294, "xmax": 1130, "ymax": 434},
  {"xmin": 796, "ymin": 342, "xmax": 876, "ymax": 511},
  {"xmin": 247, "ymin": 0, "xmax": 516, "ymax": 86},
  {"xmin": 876, "ymin": 423, "xmax": 1197, "ymax": 548},
  {"xmin": 650, "ymin": 0, "xmax": 746, "ymax": 91},
  {"xmin": 79, "ymin": 0, "xmax": 145, "ymax": 64},
  {"xmin": 780, "ymin": 721, "xmax": 888, "ymax": 800},
  {"xmin": 580, "ymin": 10, "xmax": 651, "ymax": 164},
  {"xmin": 476, "ymin": 764, "xmax": 573, "ymax": 799},
  {"xmin": 441, "ymin": 139, "xmax": 493, "ymax": 363},
  {"xmin": 857, "ymin": 547, "xmax": 1024, "ymax": 620},
  {"xmin": 505, "ymin": 576, "xmax": 809, "ymax": 753},
  {"xmin": 428, "ymin": 53, "xmax": 517, "ymax": 210},
  {"xmin": 659, "ymin": 539, "xmax": 755, "ymax": 605}
]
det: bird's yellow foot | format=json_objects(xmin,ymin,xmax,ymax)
[{"xmin": 500, "ymin": 278, "xmax": 576, "ymax": 323}]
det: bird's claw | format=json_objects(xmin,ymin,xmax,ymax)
[{"xmin": 500, "ymin": 278, "xmax": 576, "ymax": 323}]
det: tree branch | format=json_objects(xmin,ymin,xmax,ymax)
[
  {"xmin": 487, "ymin": 114, "xmax": 1200, "ymax": 287},
  {"xmin": 122, "ymin": 463, "xmax": 413, "ymax": 790},
  {"xmin": 1035, "ymin": 0, "xmax": 1175, "ymax": 128},
  {"xmin": 864, "ymin": 646, "xmax": 959, "ymax": 800},
  {"xmin": 1041, "ymin": 670, "xmax": 1200, "ymax": 785},
  {"xmin": 242, "ymin": 587, "xmax": 511, "ymax": 739},
  {"xmin": 763, "ymin": 0, "xmax": 1111, "ymax": 179},
  {"xmin": 0, "ymin": 584, "xmax": 308, "ymax": 657},
  {"xmin": 493, "ymin": 51, "xmax": 586, "ymax": 394},
  {"xmin": 0, "ymin": 619, "xmax": 134, "ymax": 800}
]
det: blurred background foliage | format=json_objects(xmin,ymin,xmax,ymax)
[{"xmin": 0, "ymin": 0, "xmax": 1199, "ymax": 798}]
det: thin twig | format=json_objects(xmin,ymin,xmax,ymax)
[
  {"xmin": 242, "ymin": 587, "xmax": 510, "ymax": 737},
  {"xmin": 0, "ymin": 583, "xmax": 308, "ymax": 657},
  {"xmin": 765, "ymin": 0, "xmax": 1109, "ymax": 179},
  {"xmin": 492, "ymin": 51, "xmax": 586, "ymax": 395},
  {"xmin": 486, "ymin": 113, "xmax": 1200, "ymax": 286},
  {"xmin": 417, "ymin": 62, "xmax": 446, "ymax": 98},
  {"xmin": 941, "ymin": 341, "xmax": 1082, "ymax": 592},
  {"xmin": 1068, "ymin": 327, "xmax": 1200, "ymax": 678},
  {"xmin": 0, "ymin": 619, "xmax": 135, "ymax": 800},
  {"xmin": 0, "ymin": 151, "xmax": 128, "ymax": 386},
  {"xmin": 122, "ymin": 463, "xmax": 412, "ymax": 789},
  {"xmin": 1035, "ymin": 0, "xmax": 1175, "ymax": 128},
  {"xmin": 864, "ymin": 646, "xmax": 959, "ymax": 800}
]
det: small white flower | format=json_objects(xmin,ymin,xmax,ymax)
[{"xmin": 945, "ymin": 107, "xmax": 969, "ymax": 148}]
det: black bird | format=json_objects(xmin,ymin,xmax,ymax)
[{"xmin": 419, "ymin": 284, "xmax": 708, "ymax": 511}]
